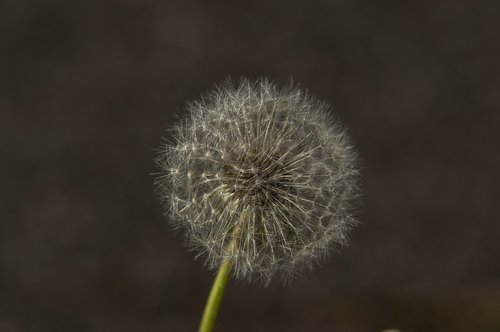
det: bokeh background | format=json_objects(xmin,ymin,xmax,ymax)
[{"xmin": 2, "ymin": 1, "xmax": 500, "ymax": 331}]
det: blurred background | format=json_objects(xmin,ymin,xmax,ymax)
[{"xmin": 1, "ymin": 0, "xmax": 499, "ymax": 331}]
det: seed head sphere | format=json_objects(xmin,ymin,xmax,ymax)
[{"xmin": 156, "ymin": 78, "xmax": 359, "ymax": 283}]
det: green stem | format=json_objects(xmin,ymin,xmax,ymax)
[{"xmin": 198, "ymin": 259, "xmax": 232, "ymax": 332}]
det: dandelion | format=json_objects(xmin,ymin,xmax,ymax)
[{"xmin": 155, "ymin": 78, "xmax": 359, "ymax": 332}]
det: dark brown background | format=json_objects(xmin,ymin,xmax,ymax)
[{"xmin": 2, "ymin": 1, "xmax": 499, "ymax": 331}]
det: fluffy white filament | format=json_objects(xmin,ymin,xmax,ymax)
[{"xmin": 156, "ymin": 78, "xmax": 359, "ymax": 283}]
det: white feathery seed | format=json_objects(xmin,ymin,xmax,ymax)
[{"xmin": 155, "ymin": 78, "xmax": 359, "ymax": 284}]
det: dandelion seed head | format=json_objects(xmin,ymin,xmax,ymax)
[{"xmin": 156, "ymin": 78, "xmax": 360, "ymax": 284}]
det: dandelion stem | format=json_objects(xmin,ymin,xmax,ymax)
[
  {"xmin": 198, "ymin": 259, "xmax": 232, "ymax": 332},
  {"xmin": 199, "ymin": 222, "xmax": 242, "ymax": 332}
]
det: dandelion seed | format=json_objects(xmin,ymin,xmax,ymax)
[{"xmin": 156, "ymin": 77, "xmax": 360, "ymax": 284}]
